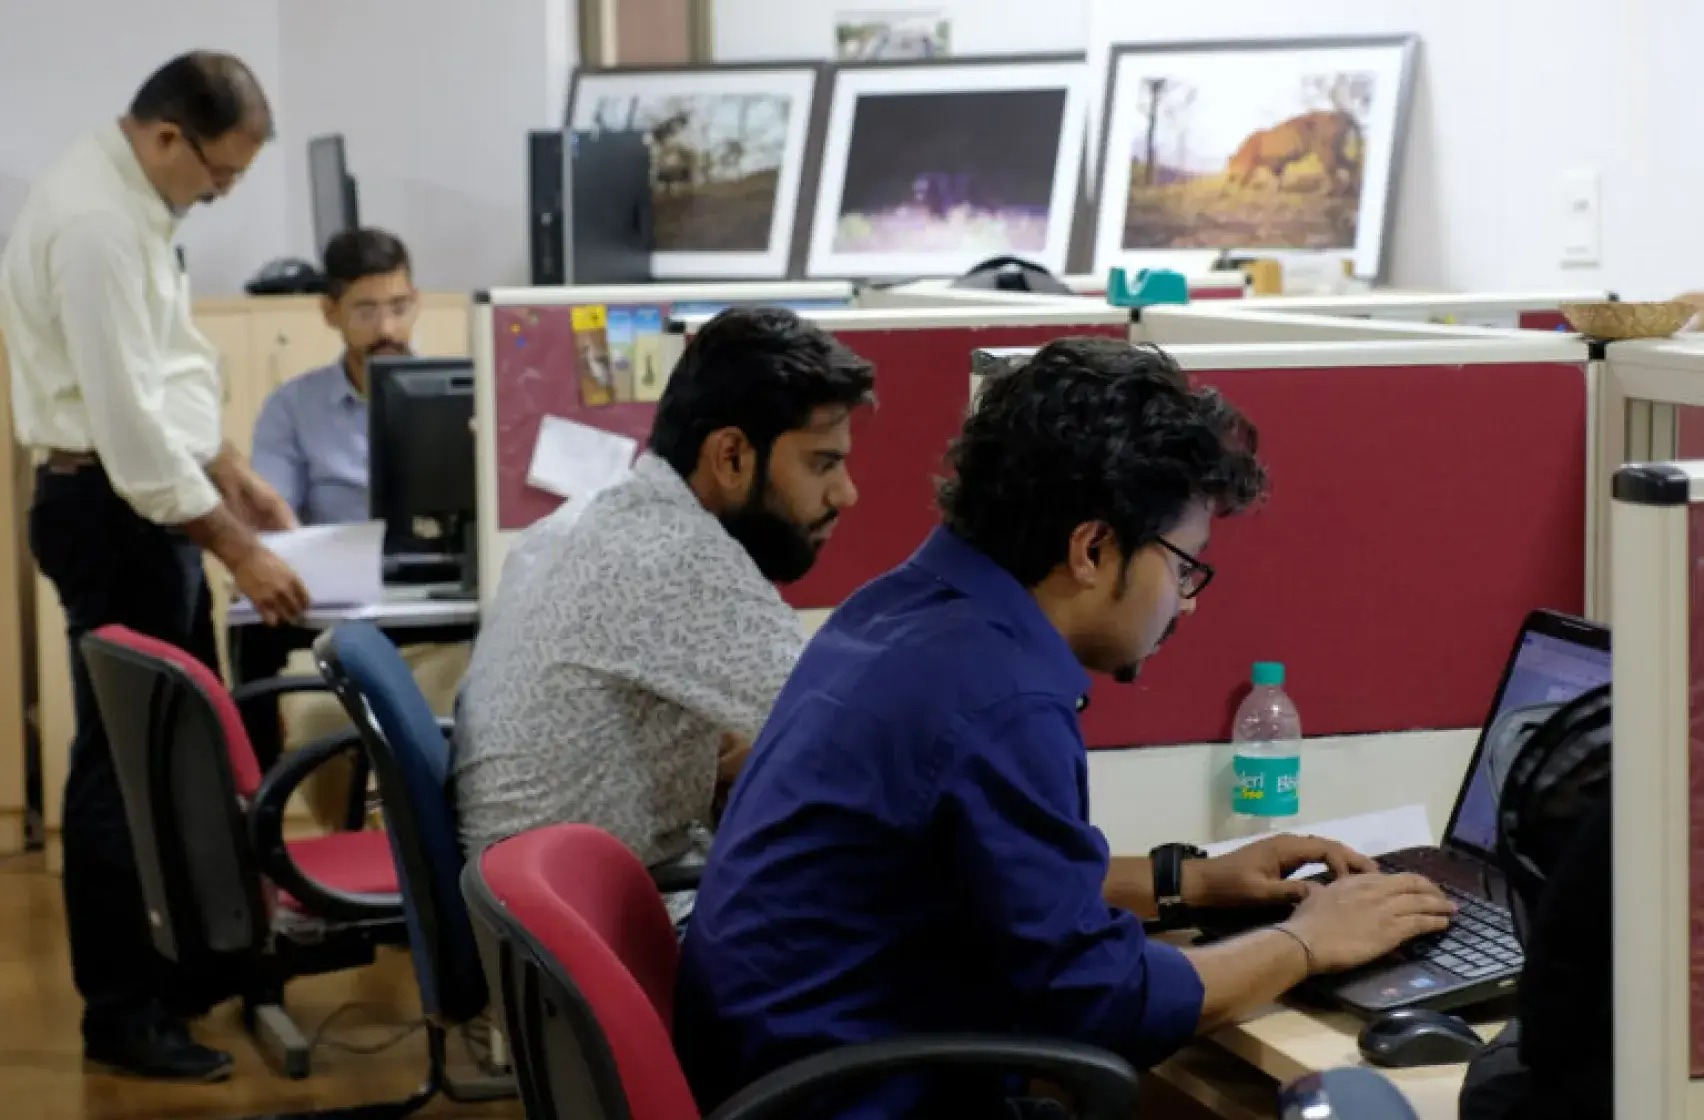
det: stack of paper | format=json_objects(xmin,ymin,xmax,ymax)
[{"xmin": 238, "ymin": 520, "xmax": 387, "ymax": 608}]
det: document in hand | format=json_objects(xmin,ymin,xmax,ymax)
[{"xmin": 244, "ymin": 520, "xmax": 387, "ymax": 608}]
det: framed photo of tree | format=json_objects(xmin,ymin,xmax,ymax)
[{"xmin": 1090, "ymin": 37, "xmax": 1418, "ymax": 281}]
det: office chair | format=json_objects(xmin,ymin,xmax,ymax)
[
  {"xmin": 1280, "ymin": 1068, "xmax": 1421, "ymax": 1118},
  {"xmin": 313, "ymin": 621, "xmax": 515, "ymax": 1105},
  {"xmin": 461, "ymin": 822, "xmax": 1143, "ymax": 1120},
  {"xmin": 78, "ymin": 625, "xmax": 405, "ymax": 1093}
]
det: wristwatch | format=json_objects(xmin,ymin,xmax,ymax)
[{"xmin": 1150, "ymin": 842, "xmax": 1208, "ymax": 927}]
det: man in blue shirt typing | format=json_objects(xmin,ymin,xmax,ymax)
[{"xmin": 675, "ymin": 338, "xmax": 1455, "ymax": 1118}]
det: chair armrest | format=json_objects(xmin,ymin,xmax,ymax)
[
  {"xmin": 231, "ymin": 674, "xmax": 338, "ymax": 707},
  {"xmin": 247, "ymin": 730, "xmax": 402, "ymax": 923},
  {"xmin": 706, "ymin": 1034, "xmax": 1138, "ymax": 1120},
  {"xmin": 651, "ymin": 849, "xmax": 705, "ymax": 894}
]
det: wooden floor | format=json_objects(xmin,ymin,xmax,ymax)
[
  {"xmin": 0, "ymin": 853, "xmax": 1229, "ymax": 1120},
  {"xmin": 0, "ymin": 854, "xmax": 520, "ymax": 1120}
]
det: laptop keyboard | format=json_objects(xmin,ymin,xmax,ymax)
[{"xmin": 1375, "ymin": 856, "xmax": 1524, "ymax": 981}]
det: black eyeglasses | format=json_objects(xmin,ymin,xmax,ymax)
[
  {"xmin": 1154, "ymin": 537, "xmax": 1215, "ymax": 599},
  {"xmin": 179, "ymin": 130, "xmax": 244, "ymax": 188}
]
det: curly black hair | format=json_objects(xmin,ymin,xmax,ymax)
[
  {"xmin": 650, "ymin": 306, "xmax": 875, "ymax": 478},
  {"xmin": 938, "ymin": 336, "xmax": 1268, "ymax": 587}
]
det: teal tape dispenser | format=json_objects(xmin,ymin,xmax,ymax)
[{"xmin": 1105, "ymin": 266, "xmax": 1190, "ymax": 309}]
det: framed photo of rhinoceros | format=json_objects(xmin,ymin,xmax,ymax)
[
  {"xmin": 1091, "ymin": 37, "xmax": 1417, "ymax": 281},
  {"xmin": 803, "ymin": 55, "xmax": 1090, "ymax": 279},
  {"xmin": 567, "ymin": 64, "xmax": 828, "ymax": 279}
]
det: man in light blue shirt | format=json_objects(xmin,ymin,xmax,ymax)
[
  {"xmin": 251, "ymin": 227, "xmax": 417, "ymax": 524},
  {"xmin": 243, "ymin": 228, "xmax": 468, "ymax": 827}
]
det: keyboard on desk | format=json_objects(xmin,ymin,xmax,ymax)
[
  {"xmin": 1378, "ymin": 861, "xmax": 1523, "ymax": 983},
  {"xmin": 1300, "ymin": 851, "xmax": 1524, "ymax": 1015}
]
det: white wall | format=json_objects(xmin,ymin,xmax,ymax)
[
  {"xmin": 0, "ymin": 0, "xmax": 574, "ymax": 297},
  {"xmin": 0, "ymin": 0, "xmax": 291, "ymax": 297},
  {"xmin": 713, "ymin": 0, "xmax": 1089, "ymax": 61},
  {"xmin": 714, "ymin": 0, "xmax": 1700, "ymax": 299},
  {"xmin": 277, "ymin": 0, "xmax": 576, "ymax": 292},
  {"xmin": 1083, "ymin": 0, "xmax": 1686, "ymax": 298}
]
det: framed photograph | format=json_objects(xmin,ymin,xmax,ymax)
[
  {"xmin": 835, "ymin": 10, "xmax": 952, "ymax": 60},
  {"xmin": 1091, "ymin": 37, "xmax": 1418, "ymax": 280},
  {"xmin": 568, "ymin": 64, "xmax": 826, "ymax": 280},
  {"xmin": 805, "ymin": 56, "xmax": 1090, "ymax": 279}
]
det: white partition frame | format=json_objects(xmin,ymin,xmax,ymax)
[
  {"xmin": 669, "ymin": 302, "xmax": 1133, "ymax": 336},
  {"xmin": 1607, "ymin": 458, "xmax": 1704, "ymax": 1120},
  {"xmin": 1230, "ymin": 289, "xmax": 1613, "ymax": 327},
  {"xmin": 1133, "ymin": 303, "xmax": 1556, "ymax": 346}
]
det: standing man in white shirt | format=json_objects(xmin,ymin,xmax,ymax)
[{"xmin": 0, "ymin": 53, "xmax": 310, "ymax": 1081}]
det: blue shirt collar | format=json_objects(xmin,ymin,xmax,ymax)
[
  {"xmin": 330, "ymin": 358, "xmax": 363, "ymax": 407},
  {"xmin": 909, "ymin": 526, "xmax": 1092, "ymax": 704}
]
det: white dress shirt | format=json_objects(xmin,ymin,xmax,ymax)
[{"xmin": 0, "ymin": 124, "xmax": 222, "ymax": 525}]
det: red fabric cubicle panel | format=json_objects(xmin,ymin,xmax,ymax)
[
  {"xmin": 1077, "ymin": 361, "xmax": 1587, "ymax": 748},
  {"xmin": 779, "ymin": 321, "xmax": 1131, "ymax": 608},
  {"xmin": 1518, "ymin": 310, "xmax": 1569, "ymax": 331},
  {"xmin": 492, "ymin": 304, "xmax": 660, "ymax": 531}
]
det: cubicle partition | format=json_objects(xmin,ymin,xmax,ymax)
[
  {"xmin": 1608, "ymin": 456, "xmax": 1704, "ymax": 1119},
  {"xmin": 1218, "ymin": 290, "xmax": 1612, "ymax": 331},
  {"xmin": 472, "ymin": 292, "xmax": 1132, "ymax": 607},
  {"xmin": 885, "ymin": 271, "xmax": 1249, "ymax": 303},
  {"xmin": 976, "ymin": 337, "xmax": 1593, "ymax": 750}
]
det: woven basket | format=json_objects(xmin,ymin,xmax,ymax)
[{"xmin": 1561, "ymin": 301, "xmax": 1695, "ymax": 340}]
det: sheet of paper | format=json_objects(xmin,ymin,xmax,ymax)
[
  {"xmin": 239, "ymin": 520, "xmax": 387, "ymax": 608},
  {"xmin": 526, "ymin": 413, "xmax": 637, "ymax": 502},
  {"xmin": 1201, "ymin": 804, "xmax": 1435, "ymax": 879}
]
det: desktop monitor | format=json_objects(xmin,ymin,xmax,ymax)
[
  {"xmin": 309, "ymin": 134, "xmax": 360, "ymax": 259},
  {"xmin": 367, "ymin": 356, "xmax": 477, "ymax": 593}
]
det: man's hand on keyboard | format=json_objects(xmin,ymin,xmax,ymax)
[
  {"xmin": 1185, "ymin": 833, "xmax": 1378, "ymax": 909},
  {"xmin": 1283, "ymin": 872, "xmax": 1457, "ymax": 974}
]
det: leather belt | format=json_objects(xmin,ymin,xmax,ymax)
[{"xmin": 42, "ymin": 449, "xmax": 99, "ymax": 472}]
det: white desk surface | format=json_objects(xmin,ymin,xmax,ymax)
[{"xmin": 227, "ymin": 583, "xmax": 479, "ymax": 630}]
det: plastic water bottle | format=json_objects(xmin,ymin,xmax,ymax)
[{"xmin": 1228, "ymin": 662, "xmax": 1302, "ymax": 835}]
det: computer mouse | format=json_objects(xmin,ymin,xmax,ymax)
[{"xmin": 1356, "ymin": 1007, "xmax": 1485, "ymax": 1068}]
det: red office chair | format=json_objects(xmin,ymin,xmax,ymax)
[
  {"xmin": 461, "ymin": 823, "xmax": 1141, "ymax": 1120},
  {"xmin": 79, "ymin": 624, "xmax": 406, "ymax": 1093}
]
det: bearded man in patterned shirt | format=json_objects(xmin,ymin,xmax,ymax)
[{"xmin": 451, "ymin": 306, "xmax": 874, "ymax": 893}]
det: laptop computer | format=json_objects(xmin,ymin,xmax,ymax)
[
  {"xmin": 1305, "ymin": 608, "xmax": 1611, "ymax": 1014},
  {"xmin": 1196, "ymin": 608, "xmax": 1611, "ymax": 1015}
]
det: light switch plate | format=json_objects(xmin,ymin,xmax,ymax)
[{"xmin": 1560, "ymin": 169, "xmax": 1601, "ymax": 267}]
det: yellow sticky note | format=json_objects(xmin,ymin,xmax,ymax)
[{"xmin": 571, "ymin": 304, "xmax": 607, "ymax": 332}]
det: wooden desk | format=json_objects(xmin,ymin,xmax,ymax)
[{"xmin": 1154, "ymin": 1000, "xmax": 1503, "ymax": 1120}]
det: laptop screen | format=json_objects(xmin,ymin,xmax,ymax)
[{"xmin": 1446, "ymin": 628, "xmax": 1613, "ymax": 855}]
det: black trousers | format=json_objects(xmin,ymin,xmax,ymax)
[{"xmin": 28, "ymin": 463, "xmax": 225, "ymax": 1036}]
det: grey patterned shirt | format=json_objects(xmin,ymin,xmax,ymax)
[{"xmin": 451, "ymin": 452, "xmax": 805, "ymax": 869}]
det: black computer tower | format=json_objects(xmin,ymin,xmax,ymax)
[{"xmin": 528, "ymin": 128, "xmax": 653, "ymax": 285}]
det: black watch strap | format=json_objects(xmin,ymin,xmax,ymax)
[{"xmin": 1150, "ymin": 842, "xmax": 1207, "ymax": 926}]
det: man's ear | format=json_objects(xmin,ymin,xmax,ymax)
[
  {"xmin": 319, "ymin": 294, "xmax": 338, "ymax": 330},
  {"xmin": 701, "ymin": 427, "xmax": 755, "ymax": 489},
  {"xmin": 1067, "ymin": 521, "xmax": 1112, "ymax": 585}
]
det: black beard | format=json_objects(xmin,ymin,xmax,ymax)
[{"xmin": 720, "ymin": 465, "xmax": 834, "ymax": 584}]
